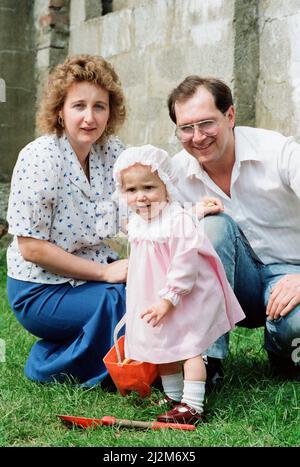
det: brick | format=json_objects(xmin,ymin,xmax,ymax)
[
  {"xmin": 48, "ymin": 0, "xmax": 64, "ymax": 9},
  {"xmin": 39, "ymin": 12, "xmax": 69, "ymax": 28}
]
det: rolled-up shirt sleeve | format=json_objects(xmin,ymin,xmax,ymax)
[
  {"xmin": 7, "ymin": 145, "xmax": 57, "ymax": 240},
  {"xmin": 158, "ymin": 212, "xmax": 199, "ymax": 306}
]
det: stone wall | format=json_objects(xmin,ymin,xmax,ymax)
[
  {"xmin": 0, "ymin": 0, "xmax": 70, "ymax": 224},
  {"xmin": 34, "ymin": 0, "xmax": 70, "ymax": 116},
  {"xmin": 68, "ymin": 0, "xmax": 300, "ymax": 150},
  {"xmin": 69, "ymin": 0, "xmax": 240, "ymax": 155},
  {"xmin": 0, "ymin": 0, "xmax": 36, "ymax": 182},
  {"xmin": 256, "ymin": 0, "xmax": 300, "ymax": 139},
  {"xmin": 233, "ymin": 0, "xmax": 259, "ymax": 127}
]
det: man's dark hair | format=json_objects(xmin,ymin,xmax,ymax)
[{"xmin": 167, "ymin": 76, "xmax": 233, "ymax": 123}]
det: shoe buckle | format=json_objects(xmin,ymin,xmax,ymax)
[
  {"xmin": 181, "ymin": 403, "xmax": 198, "ymax": 416},
  {"xmin": 189, "ymin": 406, "xmax": 198, "ymax": 416}
]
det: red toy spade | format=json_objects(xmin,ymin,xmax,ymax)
[{"xmin": 57, "ymin": 414, "xmax": 196, "ymax": 431}]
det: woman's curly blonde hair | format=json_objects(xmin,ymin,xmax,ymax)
[{"xmin": 36, "ymin": 54, "xmax": 126, "ymax": 143}]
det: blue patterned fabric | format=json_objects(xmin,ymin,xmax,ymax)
[{"xmin": 6, "ymin": 134, "xmax": 124, "ymax": 284}]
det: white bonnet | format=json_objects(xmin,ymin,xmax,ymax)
[{"xmin": 113, "ymin": 144, "xmax": 178, "ymax": 200}]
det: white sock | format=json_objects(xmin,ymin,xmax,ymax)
[
  {"xmin": 160, "ymin": 373, "xmax": 184, "ymax": 402},
  {"xmin": 181, "ymin": 380, "xmax": 206, "ymax": 414}
]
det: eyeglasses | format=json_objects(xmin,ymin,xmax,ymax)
[{"xmin": 175, "ymin": 119, "xmax": 220, "ymax": 142}]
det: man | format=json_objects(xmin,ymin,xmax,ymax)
[{"xmin": 168, "ymin": 76, "xmax": 300, "ymax": 384}]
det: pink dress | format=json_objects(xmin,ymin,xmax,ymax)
[{"xmin": 125, "ymin": 203, "xmax": 245, "ymax": 364}]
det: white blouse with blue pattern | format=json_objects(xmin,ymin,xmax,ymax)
[{"xmin": 7, "ymin": 134, "xmax": 124, "ymax": 285}]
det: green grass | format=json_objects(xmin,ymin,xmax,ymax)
[{"xmin": 0, "ymin": 247, "xmax": 299, "ymax": 447}]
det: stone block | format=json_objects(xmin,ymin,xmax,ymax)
[
  {"xmin": 0, "ymin": 50, "xmax": 36, "ymax": 88},
  {"xmin": 0, "ymin": 2, "xmax": 34, "ymax": 51},
  {"xmin": 36, "ymin": 47, "xmax": 50, "ymax": 69},
  {"xmin": 259, "ymin": 0, "xmax": 300, "ymax": 18},
  {"xmin": 133, "ymin": 0, "xmax": 170, "ymax": 50},
  {"xmin": 110, "ymin": 50, "xmax": 147, "ymax": 89},
  {"xmin": 113, "ymin": 0, "xmax": 147, "ymax": 11},
  {"xmin": 0, "ymin": 1, "xmax": 36, "ymax": 180},
  {"xmin": 39, "ymin": 11, "xmax": 69, "ymax": 30},
  {"xmin": 35, "ymin": 66, "xmax": 51, "ymax": 116},
  {"xmin": 35, "ymin": 31, "xmax": 52, "ymax": 49},
  {"xmin": 98, "ymin": 9, "xmax": 132, "ymax": 57},
  {"xmin": 256, "ymin": 1, "xmax": 300, "ymax": 138},
  {"xmin": 49, "ymin": 46, "xmax": 69, "ymax": 69},
  {"xmin": 49, "ymin": 0, "xmax": 65, "ymax": 8},
  {"xmin": 69, "ymin": 0, "xmax": 86, "ymax": 27},
  {"xmin": 70, "ymin": 8, "xmax": 132, "ymax": 57},
  {"xmin": 68, "ymin": 18, "xmax": 101, "ymax": 55},
  {"xmin": 0, "ymin": 83, "xmax": 36, "ymax": 180},
  {"xmin": 0, "ymin": 0, "xmax": 17, "ymax": 7}
]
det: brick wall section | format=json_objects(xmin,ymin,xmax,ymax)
[
  {"xmin": 35, "ymin": 0, "xmax": 70, "ymax": 114},
  {"xmin": 39, "ymin": 0, "xmax": 69, "ymax": 29}
]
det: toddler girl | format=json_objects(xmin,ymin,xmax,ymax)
[{"xmin": 113, "ymin": 145, "xmax": 245, "ymax": 424}]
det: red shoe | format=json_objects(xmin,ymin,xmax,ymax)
[{"xmin": 157, "ymin": 402, "xmax": 203, "ymax": 425}]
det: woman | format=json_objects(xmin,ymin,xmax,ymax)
[{"xmin": 6, "ymin": 55, "xmax": 128, "ymax": 387}]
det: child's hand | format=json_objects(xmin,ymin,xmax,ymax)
[
  {"xmin": 192, "ymin": 196, "xmax": 224, "ymax": 218},
  {"xmin": 140, "ymin": 299, "xmax": 174, "ymax": 327}
]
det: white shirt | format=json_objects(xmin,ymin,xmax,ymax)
[
  {"xmin": 7, "ymin": 134, "xmax": 124, "ymax": 284},
  {"xmin": 171, "ymin": 126, "xmax": 300, "ymax": 265}
]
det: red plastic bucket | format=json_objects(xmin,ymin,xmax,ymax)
[{"xmin": 103, "ymin": 318, "xmax": 158, "ymax": 397}]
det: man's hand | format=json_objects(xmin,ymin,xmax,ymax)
[
  {"xmin": 266, "ymin": 274, "xmax": 300, "ymax": 320},
  {"xmin": 192, "ymin": 196, "xmax": 224, "ymax": 219},
  {"xmin": 140, "ymin": 299, "xmax": 174, "ymax": 327}
]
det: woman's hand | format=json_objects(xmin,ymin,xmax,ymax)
[
  {"xmin": 192, "ymin": 196, "xmax": 224, "ymax": 219},
  {"xmin": 102, "ymin": 258, "xmax": 128, "ymax": 283},
  {"xmin": 140, "ymin": 299, "xmax": 174, "ymax": 327}
]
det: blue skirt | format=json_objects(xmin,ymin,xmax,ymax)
[{"xmin": 7, "ymin": 277, "xmax": 126, "ymax": 387}]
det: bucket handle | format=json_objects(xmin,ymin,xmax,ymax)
[{"xmin": 113, "ymin": 314, "xmax": 126, "ymax": 365}]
